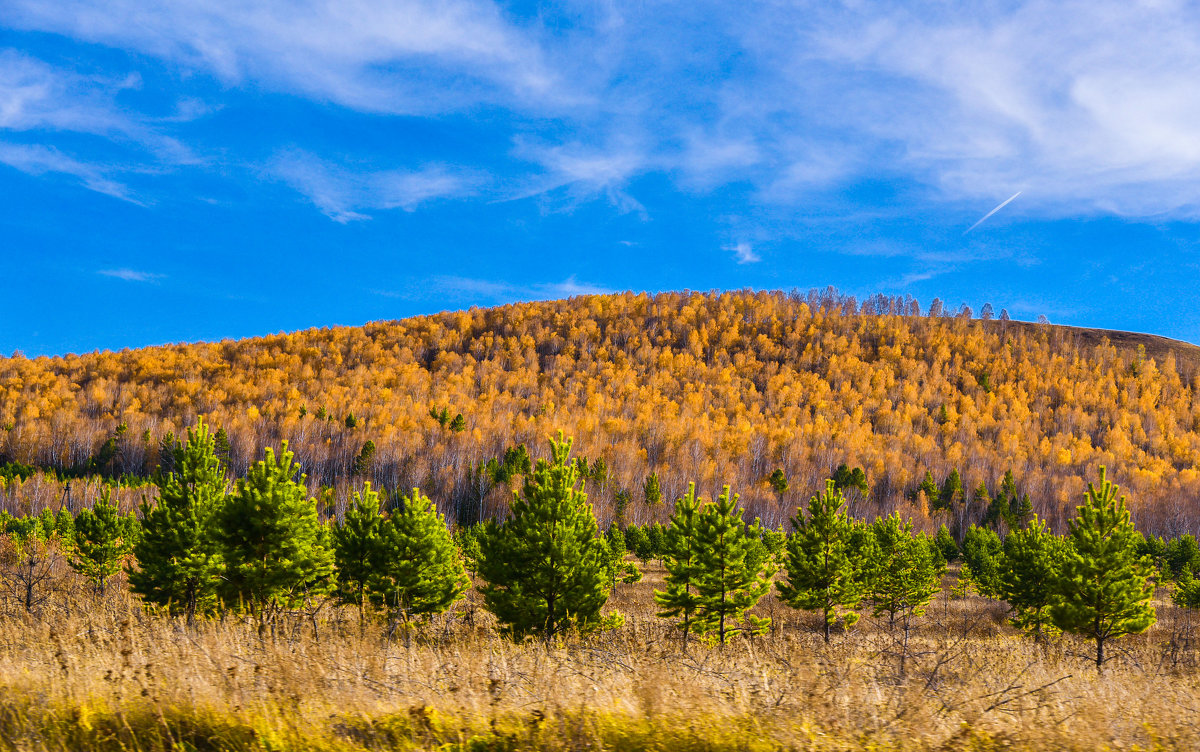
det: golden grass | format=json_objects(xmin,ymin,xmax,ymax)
[{"xmin": 1, "ymin": 566, "xmax": 1199, "ymax": 751}]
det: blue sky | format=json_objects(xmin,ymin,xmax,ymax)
[{"xmin": 4, "ymin": 0, "xmax": 1200, "ymax": 356}]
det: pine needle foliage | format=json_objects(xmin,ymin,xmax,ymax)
[
  {"xmin": 998, "ymin": 515, "xmax": 1065, "ymax": 639},
  {"xmin": 960, "ymin": 525, "xmax": 1004, "ymax": 598},
  {"xmin": 777, "ymin": 480, "xmax": 861, "ymax": 642},
  {"xmin": 654, "ymin": 482, "xmax": 705, "ymax": 646},
  {"xmin": 691, "ymin": 486, "xmax": 772, "ymax": 643},
  {"xmin": 371, "ymin": 487, "xmax": 469, "ymax": 630},
  {"xmin": 861, "ymin": 513, "xmax": 943, "ymax": 629},
  {"xmin": 216, "ymin": 442, "xmax": 334, "ymax": 628},
  {"xmin": 69, "ymin": 487, "xmax": 138, "ymax": 596},
  {"xmin": 476, "ymin": 432, "xmax": 611, "ymax": 640},
  {"xmin": 1050, "ymin": 466, "xmax": 1156, "ymax": 671},
  {"xmin": 130, "ymin": 419, "xmax": 226, "ymax": 622},
  {"xmin": 331, "ymin": 483, "xmax": 384, "ymax": 627}
]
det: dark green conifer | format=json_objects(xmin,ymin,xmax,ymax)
[
  {"xmin": 832, "ymin": 464, "xmax": 869, "ymax": 498},
  {"xmin": 999, "ymin": 516, "xmax": 1064, "ymax": 639},
  {"xmin": 692, "ymin": 486, "xmax": 771, "ymax": 643},
  {"xmin": 643, "ymin": 472, "xmax": 663, "ymax": 506},
  {"xmin": 332, "ymin": 483, "xmax": 384, "ymax": 627},
  {"xmin": 768, "ymin": 469, "xmax": 788, "ymax": 497},
  {"xmin": 216, "ymin": 442, "xmax": 334, "ymax": 630},
  {"xmin": 654, "ymin": 483, "xmax": 704, "ymax": 646},
  {"xmin": 960, "ymin": 524, "xmax": 1004, "ymax": 597},
  {"xmin": 934, "ymin": 523, "xmax": 959, "ymax": 562},
  {"xmin": 371, "ymin": 488, "xmax": 469, "ymax": 636},
  {"xmin": 777, "ymin": 480, "xmax": 861, "ymax": 641},
  {"xmin": 70, "ymin": 487, "xmax": 138, "ymax": 596},
  {"xmin": 861, "ymin": 513, "xmax": 943, "ymax": 629},
  {"xmin": 476, "ymin": 432, "xmax": 611, "ymax": 640},
  {"xmin": 1050, "ymin": 467, "xmax": 1155, "ymax": 671},
  {"xmin": 130, "ymin": 419, "xmax": 226, "ymax": 622},
  {"xmin": 937, "ymin": 468, "xmax": 963, "ymax": 512},
  {"xmin": 351, "ymin": 440, "xmax": 376, "ymax": 478},
  {"xmin": 212, "ymin": 427, "xmax": 232, "ymax": 469}
]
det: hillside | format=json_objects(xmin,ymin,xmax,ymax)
[{"xmin": 2, "ymin": 289, "xmax": 1199, "ymax": 536}]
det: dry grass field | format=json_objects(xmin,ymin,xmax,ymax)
[{"xmin": 1, "ymin": 560, "xmax": 1198, "ymax": 751}]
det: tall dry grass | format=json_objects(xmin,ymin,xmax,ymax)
[{"xmin": 1, "ymin": 563, "xmax": 1199, "ymax": 750}]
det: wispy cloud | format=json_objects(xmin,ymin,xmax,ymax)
[
  {"xmin": 8, "ymin": 0, "xmax": 1200, "ymax": 225},
  {"xmin": 98, "ymin": 268, "xmax": 163, "ymax": 282},
  {"xmin": 267, "ymin": 150, "xmax": 481, "ymax": 222},
  {"xmin": 1, "ymin": 0, "xmax": 561, "ymax": 115},
  {"xmin": 509, "ymin": 140, "xmax": 649, "ymax": 214},
  {"xmin": 0, "ymin": 142, "xmax": 138, "ymax": 202},
  {"xmin": 724, "ymin": 241, "xmax": 760, "ymax": 264},
  {"xmin": 376, "ymin": 275, "xmax": 615, "ymax": 303}
]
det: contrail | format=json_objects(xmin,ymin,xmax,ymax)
[{"xmin": 964, "ymin": 191, "xmax": 1022, "ymax": 235}]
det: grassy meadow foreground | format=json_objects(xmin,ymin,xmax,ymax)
[{"xmin": 3, "ymin": 562, "xmax": 1200, "ymax": 752}]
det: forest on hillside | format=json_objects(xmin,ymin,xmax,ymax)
[{"xmin": 2, "ymin": 288, "xmax": 1199, "ymax": 536}]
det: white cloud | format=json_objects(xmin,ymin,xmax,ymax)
[
  {"xmin": 725, "ymin": 241, "xmax": 760, "ymax": 264},
  {"xmin": 9, "ymin": 0, "xmax": 1200, "ymax": 223},
  {"xmin": 1, "ymin": 0, "xmax": 560, "ymax": 115},
  {"xmin": 509, "ymin": 139, "xmax": 649, "ymax": 213},
  {"xmin": 98, "ymin": 268, "xmax": 164, "ymax": 282},
  {"xmin": 784, "ymin": 0, "xmax": 1200, "ymax": 215},
  {"xmin": 266, "ymin": 150, "xmax": 480, "ymax": 221},
  {"xmin": 0, "ymin": 142, "xmax": 137, "ymax": 202},
  {"xmin": 378, "ymin": 275, "xmax": 615, "ymax": 302}
]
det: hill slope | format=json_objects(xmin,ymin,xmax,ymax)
[{"xmin": 2, "ymin": 289, "xmax": 1199, "ymax": 535}]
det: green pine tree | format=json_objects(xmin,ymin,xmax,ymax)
[
  {"xmin": 476, "ymin": 432, "xmax": 611, "ymax": 640},
  {"xmin": 332, "ymin": 483, "xmax": 384, "ymax": 628},
  {"xmin": 861, "ymin": 513, "xmax": 943, "ymax": 630},
  {"xmin": 603, "ymin": 526, "xmax": 642, "ymax": 588},
  {"xmin": 768, "ymin": 469, "xmax": 788, "ymax": 497},
  {"xmin": 860, "ymin": 513, "xmax": 944, "ymax": 677},
  {"xmin": 70, "ymin": 487, "xmax": 138, "ymax": 596},
  {"xmin": 1171, "ymin": 570, "xmax": 1200, "ymax": 608},
  {"xmin": 998, "ymin": 515, "xmax": 1065, "ymax": 639},
  {"xmin": 832, "ymin": 464, "xmax": 869, "ymax": 498},
  {"xmin": 692, "ymin": 486, "xmax": 772, "ymax": 643},
  {"xmin": 351, "ymin": 440, "xmax": 376, "ymax": 478},
  {"xmin": 777, "ymin": 480, "xmax": 861, "ymax": 642},
  {"xmin": 654, "ymin": 482, "xmax": 705, "ymax": 646},
  {"xmin": 934, "ymin": 523, "xmax": 959, "ymax": 562},
  {"xmin": 371, "ymin": 488, "xmax": 469, "ymax": 638},
  {"xmin": 960, "ymin": 524, "xmax": 1004, "ymax": 598},
  {"xmin": 1050, "ymin": 466, "xmax": 1156, "ymax": 671},
  {"xmin": 643, "ymin": 472, "xmax": 663, "ymax": 507},
  {"xmin": 216, "ymin": 442, "xmax": 334, "ymax": 631},
  {"xmin": 936, "ymin": 469, "xmax": 963, "ymax": 512},
  {"xmin": 212, "ymin": 427, "xmax": 232, "ymax": 469},
  {"xmin": 916, "ymin": 470, "xmax": 939, "ymax": 502},
  {"xmin": 131, "ymin": 419, "xmax": 227, "ymax": 622}
]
